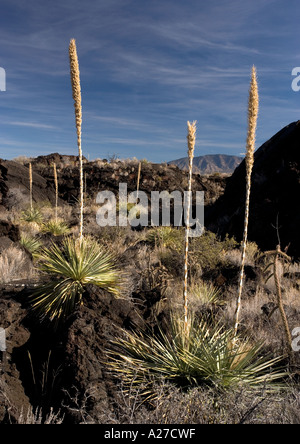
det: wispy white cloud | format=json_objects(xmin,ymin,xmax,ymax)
[{"xmin": 6, "ymin": 121, "xmax": 57, "ymax": 130}]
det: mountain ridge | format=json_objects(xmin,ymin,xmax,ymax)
[{"xmin": 168, "ymin": 154, "xmax": 242, "ymax": 175}]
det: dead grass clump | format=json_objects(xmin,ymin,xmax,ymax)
[{"xmin": 0, "ymin": 246, "xmax": 37, "ymax": 283}]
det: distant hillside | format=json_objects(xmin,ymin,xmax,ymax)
[{"xmin": 168, "ymin": 154, "xmax": 242, "ymax": 175}]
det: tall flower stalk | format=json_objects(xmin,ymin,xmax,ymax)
[
  {"xmin": 29, "ymin": 162, "xmax": 33, "ymax": 211},
  {"xmin": 183, "ymin": 121, "xmax": 196, "ymax": 328},
  {"xmin": 234, "ymin": 66, "xmax": 259, "ymax": 339},
  {"xmin": 136, "ymin": 161, "xmax": 141, "ymax": 203},
  {"xmin": 53, "ymin": 162, "xmax": 58, "ymax": 222},
  {"xmin": 69, "ymin": 38, "xmax": 83, "ymax": 243}
]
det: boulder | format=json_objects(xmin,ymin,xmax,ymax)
[
  {"xmin": 206, "ymin": 121, "xmax": 300, "ymax": 259},
  {"xmin": 0, "ymin": 296, "xmax": 31, "ymax": 423},
  {"xmin": 62, "ymin": 286, "xmax": 143, "ymax": 422},
  {"xmin": 0, "ymin": 159, "xmax": 58, "ymax": 210}
]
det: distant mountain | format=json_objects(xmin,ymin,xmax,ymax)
[{"xmin": 168, "ymin": 154, "xmax": 243, "ymax": 175}]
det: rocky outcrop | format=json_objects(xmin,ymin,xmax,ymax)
[
  {"xmin": 206, "ymin": 121, "xmax": 300, "ymax": 259},
  {"xmin": 0, "ymin": 159, "xmax": 59, "ymax": 211},
  {"xmin": 0, "ymin": 296, "xmax": 31, "ymax": 423},
  {"xmin": 31, "ymin": 156, "xmax": 226, "ymax": 206},
  {"xmin": 0, "ymin": 220, "xmax": 20, "ymax": 253},
  {"xmin": 62, "ymin": 286, "xmax": 145, "ymax": 423},
  {"xmin": 29, "ymin": 152, "xmax": 88, "ymax": 169}
]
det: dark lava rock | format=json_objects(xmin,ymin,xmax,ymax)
[
  {"xmin": 29, "ymin": 152, "xmax": 88, "ymax": 169},
  {"xmin": 206, "ymin": 121, "xmax": 300, "ymax": 259},
  {"xmin": 0, "ymin": 297, "xmax": 31, "ymax": 423},
  {"xmin": 0, "ymin": 220, "xmax": 20, "ymax": 253},
  {"xmin": 62, "ymin": 286, "xmax": 143, "ymax": 423},
  {"xmin": 0, "ymin": 159, "xmax": 59, "ymax": 210},
  {"xmin": 31, "ymin": 155, "xmax": 226, "ymax": 206},
  {"xmin": 0, "ymin": 220, "xmax": 20, "ymax": 242}
]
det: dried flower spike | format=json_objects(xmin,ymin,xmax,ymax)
[{"xmin": 69, "ymin": 38, "xmax": 84, "ymax": 242}]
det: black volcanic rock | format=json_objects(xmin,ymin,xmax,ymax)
[
  {"xmin": 29, "ymin": 152, "xmax": 88, "ymax": 168},
  {"xmin": 32, "ymin": 158, "xmax": 226, "ymax": 206},
  {"xmin": 205, "ymin": 121, "xmax": 300, "ymax": 259},
  {"xmin": 0, "ymin": 159, "xmax": 59, "ymax": 210}
]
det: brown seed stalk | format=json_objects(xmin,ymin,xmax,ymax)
[
  {"xmin": 53, "ymin": 163, "xmax": 58, "ymax": 222},
  {"xmin": 69, "ymin": 38, "xmax": 84, "ymax": 243},
  {"xmin": 183, "ymin": 121, "xmax": 197, "ymax": 328},
  {"xmin": 234, "ymin": 66, "xmax": 259, "ymax": 339}
]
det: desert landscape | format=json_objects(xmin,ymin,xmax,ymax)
[
  {"xmin": 1, "ymin": 113, "xmax": 300, "ymax": 423},
  {"xmin": 1, "ymin": 0, "xmax": 300, "ymax": 428}
]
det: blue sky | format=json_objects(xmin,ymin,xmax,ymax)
[{"xmin": 0, "ymin": 0, "xmax": 299, "ymax": 163}]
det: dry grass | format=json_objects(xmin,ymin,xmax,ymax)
[{"xmin": 0, "ymin": 246, "xmax": 37, "ymax": 283}]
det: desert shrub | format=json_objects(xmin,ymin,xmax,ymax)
[
  {"xmin": 146, "ymin": 227, "xmax": 184, "ymax": 251},
  {"xmin": 0, "ymin": 246, "xmax": 36, "ymax": 283},
  {"xmin": 12, "ymin": 156, "xmax": 34, "ymax": 165},
  {"xmin": 158, "ymin": 249, "xmax": 183, "ymax": 276},
  {"xmin": 30, "ymin": 236, "xmax": 121, "ymax": 325},
  {"xmin": 3, "ymin": 188, "xmax": 29, "ymax": 211},
  {"xmin": 15, "ymin": 408, "xmax": 64, "ymax": 424},
  {"xmin": 189, "ymin": 230, "xmax": 238, "ymax": 271},
  {"xmin": 246, "ymin": 241, "xmax": 260, "ymax": 263},
  {"xmin": 226, "ymin": 241, "xmax": 260, "ymax": 267}
]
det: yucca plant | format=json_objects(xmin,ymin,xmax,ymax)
[
  {"xmin": 20, "ymin": 233, "xmax": 42, "ymax": 258},
  {"xmin": 21, "ymin": 207, "xmax": 43, "ymax": 224},
  {"xmin": 190, "ymin": 281, "xmax": 223, "ymax": 306},
  {"xmin": 30, "ymin": 236, "xmax": 121, "ymax": 326},
  {"xmin": 107, "ymin": 313, "xmax": 286, "ymax": 395},
  {"xmin": 41, "ymin": 219, "xmax": 70, "ymax": 236}
]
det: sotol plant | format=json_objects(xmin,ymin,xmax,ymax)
[
  {"xmin": 107, "ymin": 313, "xmax": 286, "ymax": 394},
  {"xmin": 30, "ymin": 236, "xmax": 120, "ymax": 325},
  {"xmin": 29, "ymin": 40, "xmax": 121, "ymax": 326}
]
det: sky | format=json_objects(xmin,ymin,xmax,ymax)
[{"xmin": 0, "ymin": 0, "xmax": 300, "ymax": 163}]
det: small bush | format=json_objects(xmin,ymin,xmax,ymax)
[
  {"xmin": 41, "ymin": 220, "xmax": 70, "ymax": 236},
  {"xmin": 146, "ymin": 227, "xmax": 184, "ymax": 251},
  {"xmin": 0, "ymin": 246, "xmax": 36, "ymax": 283},
  {"xmin": 189, "ymin": 230, "xmax": 238, "ymax": 271}
]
